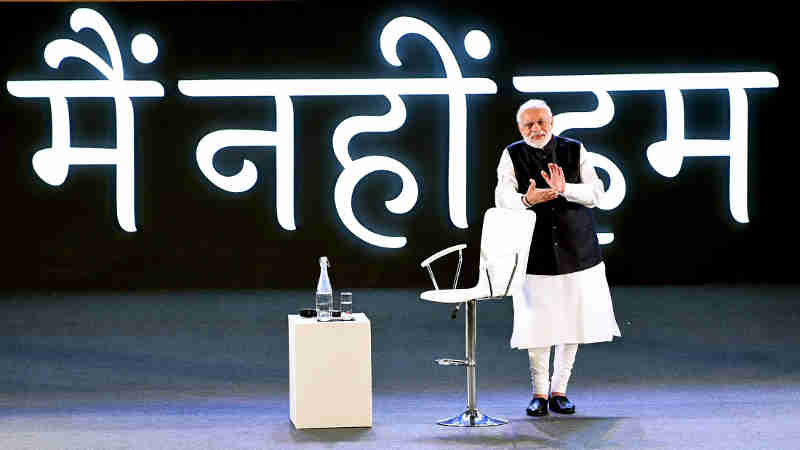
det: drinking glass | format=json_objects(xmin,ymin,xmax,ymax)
[{"xmin": 340, "ymin": 292, "xmax": 353, "ymax": 320}]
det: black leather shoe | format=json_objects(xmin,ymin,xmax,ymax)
[
  {"xmin": 548, "ymin": 395, "xmax": 575, "ymax": 414},
  {"xmin": 526, "ymin": 397, "xmax": 548, "ymax": 416}
]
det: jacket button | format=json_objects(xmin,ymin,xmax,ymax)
[
  {"xmin": 552, "ymin": 225, "xmax": 556, "ymax": 230},
  {"xmin": 554, "ymin": 242, "xmax": 558, "ymax": 247}
]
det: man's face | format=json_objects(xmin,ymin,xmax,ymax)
[{"xmin": 518, "ymin": 107, "xmax": 554, "ymax": 148}]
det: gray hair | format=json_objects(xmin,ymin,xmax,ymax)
[{"xmin": 516, "ymin": 99, "xmax": 552, "ymax": 123}]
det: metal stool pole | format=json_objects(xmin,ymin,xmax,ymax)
[
  {"xmin": 437, "ymin": 299, "xmax": 508, "ymax": 427},
  {"xmin": 467, "ymin": 298, "xmax": 477, "ymax": 412}
]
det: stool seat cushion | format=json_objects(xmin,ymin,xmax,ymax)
[{"xmin": 420, "ymin": 287, "xmax": 492, "ymax": 303}]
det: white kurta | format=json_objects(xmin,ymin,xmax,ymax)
[{"xmin": 495, "ymin": 138, "xmax": 622, "ymax": 349}]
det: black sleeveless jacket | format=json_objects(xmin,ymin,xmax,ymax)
[{"xmin": 506, "ymin": 135, "xmax": 602, "ymax": 275}]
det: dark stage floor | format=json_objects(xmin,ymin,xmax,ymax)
[{"xmin": 2, "ymin": 286, "xmax": 799, "ymax": 449}]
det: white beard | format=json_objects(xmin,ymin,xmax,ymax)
[{"xmin": 524, "ymin": 133, "xmax": 552, "ymax": 149}]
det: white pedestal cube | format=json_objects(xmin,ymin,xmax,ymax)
[{"xmin": 288, "ymin": 313, "xmax": 372, "ymax": 429}]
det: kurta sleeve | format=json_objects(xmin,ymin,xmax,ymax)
[
  {"xmin": 495, "ymin": 149, "xmax": 528, "ymax": 210},
  {"xmin": 561, "ymin": 144, "xmax": 604, "ymax": 208}
]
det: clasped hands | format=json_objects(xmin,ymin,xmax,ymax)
[{"xmin": 524, "ymin": 163, "xmax": 566, "ymax": 206}]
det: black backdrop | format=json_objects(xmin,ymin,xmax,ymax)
[{"xmin": 0, "ymin": 2, "xmax": 794, "ymax": 289}]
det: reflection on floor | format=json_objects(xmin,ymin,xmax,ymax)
[{"xmin": 1, "ymin": 287, "xmax": 798, "ymax": 449}]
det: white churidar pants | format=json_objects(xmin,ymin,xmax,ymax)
[{"xmin": 528, "ymin": 344, "xmax": 579, "ymax": 396}]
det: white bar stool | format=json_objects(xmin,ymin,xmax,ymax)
[{"xmin": 420, "ymin": 208, "xmax": 536, "ymax": 426}]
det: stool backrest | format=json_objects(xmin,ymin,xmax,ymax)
[{"xmin": 477, "ymin": 208, "xmax": 537, "ymax": 297}]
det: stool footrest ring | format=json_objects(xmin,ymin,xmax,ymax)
[{"xmin": 435, "ymin": 358, "xmax": 468, "ymax": 366}]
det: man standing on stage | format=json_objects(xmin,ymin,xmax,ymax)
[{"xmin": 495, "ymin": 99, "xmax": 621, "ymax": 416}]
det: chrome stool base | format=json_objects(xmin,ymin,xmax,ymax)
[
  {"xmin": 434, "ymin": 300, "xmax": 509, "ymax": 427},
  {"xmin": 437, "ymin": 409, "xmax": 508, "ymax": 427}
]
